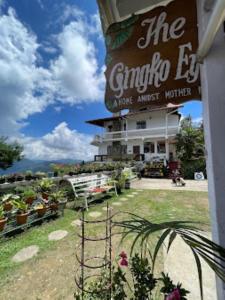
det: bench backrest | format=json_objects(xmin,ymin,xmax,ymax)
[{"xmin": 67, "ymin": 174, "xmax": 110, "ymax": 198}]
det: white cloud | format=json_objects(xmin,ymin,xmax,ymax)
[
  {"xmin": 0, "ymin": 8, "xmax": 53, "ymax": 135},
  {"xmin": 20, "ymin": 122, "xmax": 97, "ymax": 161},
  {"xmin": 50, "ymin": 18, "xmax": 105, "ymax": 104},
  {"xmin": 0, "ymin": 6, "xmax": 104, "ymax": 136},
  {"xmin": 0, "ymin": 5, "xmax": 103, "ymax": 161}
]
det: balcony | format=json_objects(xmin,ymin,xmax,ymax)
[
  {"xmin": 94, "ymin": 154, "xmax": 145, "ymax": 162},
  {"xmin": 91, "ymin": 126, "xmax": 179, "ymax": 144}
]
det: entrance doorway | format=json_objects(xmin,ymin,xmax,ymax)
[{"xmin": 133, "ymin": 145, "xmax": 140, "ymax": 155}]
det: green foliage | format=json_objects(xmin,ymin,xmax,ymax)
[
  {"xmin": 49, "ymin": 190, "xmax": 65, "ymax": 203},
  {"xmin": 12, "ymin": 198, "xmax": 28, "ymax": 213},
  {"xmin": 111, "ymin": 266, "xmax": 127, "ymax": 300},
  {"xmin": 116, "ymin": 215, "xmax": 225, "ymax": 300},
  {"xmin": 0, "ymin": 137, "xmax": 23, "ymax": 170},
  {"xmin": 0, "ymin": 205, "xmax": 5, "ymax": 219},
  {"xmin": 130, "ymin": 254, "xmax": 157, "ymax": 300},
  {"xmin": 176, "ymin": 116, "xmax": 205, "ymax": 162},
  {"xmin": 160, "ymin": 273, "xmax": 189, "ymax": 299},
  {"xmin": 181, "ymin": 159, "xmax": 206, "ymax": 179},
  {"xmin": 175, "ymin": 116, "xmax": 206, "ymax": 179},
  {"xmin": 37, "ymin": 178, "xmax": 55, "ymax": 193},
  {"xmin": 21, "ymin": 188, "xmax": 36, "ymax": 199},
  {"xmin": 1, "ymin": 193, "xmax": 19, "ymax": 203}
]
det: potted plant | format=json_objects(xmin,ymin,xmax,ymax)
[
  {"xmin": 25, "ymin": 170, "xmax": 33, "ymax": 181},
  {"xmin": 0, "ymin": 205, "xmax": 7, "ymax": 231},
  {"xmin": 22, "ymin": 188, "xmax": 36, "ymax": 205},
  {"xmin": 16, "ymin": 173, "xmax": 24, "ymax": 181},
  {"xmin": 7, "ymin": 174, "xmax": 16, "ymax": 183},
  {"xmin": 0, "ymin": 175, "xmax": 6, "ymax": 184},
  {"xmin": 49, "ymin": 190, "xmax": 66, "ymax": 211},
  {"xmin": 34, "ymin": 203, "xmax": 47, "ymax": 217},
  {"xmin": 12, "ymin": 198, "xmax": 29, "ymax": 225},
  {"xmin": 38, "ymin": 178, "xmax": 55, "ymax": 200},
  {"xmin": 35, "ymin": 171, "xmax": 46, "ymax": 180},
  {"xmin": 1, "ymin": 193, "xmax": 18, "ymax": 211}
]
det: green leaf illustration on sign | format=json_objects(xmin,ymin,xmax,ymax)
[{"xmin": 111, "ymin": 27, "xmax": 133, "ymax": 50}]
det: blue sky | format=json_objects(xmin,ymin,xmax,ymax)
[{"xmin": 0, "ymin": 0, "xmax": 202, "ymax": 160}]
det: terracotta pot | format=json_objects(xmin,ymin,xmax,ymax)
[
  {"xmin": 42, "ymin": 193, "xmax": 48, "ymax": 200},
  {"xmin": 0, "ymin": 218, "xmax": 7, "ymax": 231},
  {"xmin": 25, "ymin": 197, "xmax": 35, "ymax": 205},
  {"xmin": 50, "ymin": 203, "xmax": 58, "ymax": 211},
  {"xmin": 3, "ymin": 202, "xmax": 13, "ymax": 211},
  {"xmin": 16, "ymin": 212, "xmax": 29, "ymax": 225},
  {"xmin": 36, "ymin": 207, "xmax": 47, "ymax": 217}
]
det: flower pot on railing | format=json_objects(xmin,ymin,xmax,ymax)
[
  {"xmin": 25, "ymin": 197, "xmax": 35, "ymax": 206},
  {"xmin": 3, "ymin": 202, "xmax": 13, "ymax": 211},
  {"xmin": 0, "ymin": 217, "xmax": 7, "ymax": 231},
  {"xmin": 50, "ymin": 202, "xmax": 58, "ymax": 211},
  {"xmin": 36, "ymin": 206, "xmax": 47, "ymax": 217}
]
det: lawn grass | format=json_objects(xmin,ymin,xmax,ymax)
[{"xmin": 0, "ymin": 188, "xmax": 210, "ymax": 298}]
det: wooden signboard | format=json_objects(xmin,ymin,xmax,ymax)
[{"xmin": 104, "ymin": 0, "xmax": 201, "ymax": 112}]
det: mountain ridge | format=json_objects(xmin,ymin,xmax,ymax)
[{"xmin": 0, "ymin": 158, "xmax": 81, "ymax": 175}]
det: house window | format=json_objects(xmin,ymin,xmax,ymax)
[
  {"xmin": 136, "ymin": 121, "xmax": 146, "ymax": 129},
  {"xmin": 157, "ymin": 141, "xmax": 166, "ymax": 154},
  {"xmin": 144, "ymin": 142, "xmax": 154, "ymax": 153}
]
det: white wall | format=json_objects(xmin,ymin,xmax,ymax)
[{"xmin": 104, "ymin": 111, "xmax": 180, "ymax": 131}]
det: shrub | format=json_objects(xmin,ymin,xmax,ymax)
[{"xmin": 181, "ymin": 159, "xmax": 206, "ymax": 179}]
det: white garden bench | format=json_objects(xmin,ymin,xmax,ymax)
[{"xmin": 66, "ymin": 174, "xmax": 117, "ymax": 210}]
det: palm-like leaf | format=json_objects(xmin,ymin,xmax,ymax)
[{"xmin": 114, "ymin": 214, "xmax": 225, "ymax": 300}]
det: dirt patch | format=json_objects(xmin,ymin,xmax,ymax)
[{"xmin": 0, "ymin": 237, "xmax": 76, "ymax": 300}]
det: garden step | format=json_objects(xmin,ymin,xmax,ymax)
[
  {"xmin": 12, "ymin": 245, "xmax": 39, "ymax": 263},
  {"xmin": 48, "ymin": 230, "xmax": 68, "ymax": 241}
]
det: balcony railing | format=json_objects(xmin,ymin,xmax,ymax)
[
  {"xmin": 91, "ymin": 126, "xmax": 179, "ymax": 144},
  {"xmin": 94, "ymin": 154, "xmax": 145, "ymax": 162}
]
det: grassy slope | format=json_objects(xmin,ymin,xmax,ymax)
[{"xmin": 0, "ymin": 189, "xmax": 210, "ymax": 297}]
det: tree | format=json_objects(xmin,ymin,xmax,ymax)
[
  {"xmin": 175, "ymin": 116, "xmax": 206, "ymax": 179},
  {"xmin": 0, "ymin": 137, "xmax": 23, "ymax": 170},
  {"xmin": 176, "ymin": 116, "xmax": 205, "ymax": 162}
]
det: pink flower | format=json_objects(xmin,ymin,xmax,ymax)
[
  {"xmin": 119, "ymin": 251, "xmax": 127, "ymax": 259},
  {"xmin": 120, "ymin": 258, "xmax": 128, "ymax": 267},
  {"xmin": 166, "ymin": 289, "xmax": 181, "ymax": 300}
]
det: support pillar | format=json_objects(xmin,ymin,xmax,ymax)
[
  {"xmin": 198, "ymin": 1, "xmax": 225, "ymax": 299},
  {"xmin": 165, "ymin": 139, "xmax": 169, "ymax": 160},
  {"xmin": 154, "ymin": 140, "xmax": 158, "ymax": 155}
]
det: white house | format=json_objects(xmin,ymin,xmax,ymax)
[{"xmin": 86, "ymin": 104, "xmax": 182, "ymax": 162}]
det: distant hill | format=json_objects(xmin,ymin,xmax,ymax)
[{"xmin": 0, "ymin": 159, "xmax": 81, "ymax": 175}]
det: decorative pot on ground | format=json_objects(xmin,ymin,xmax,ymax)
[{"xmin": 16, "ymin": 212, "xmax": 29, "ymax": 225}]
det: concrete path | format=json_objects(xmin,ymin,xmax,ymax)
[
  {"xmin": 164, "ymin": 235, "xmax": 217, "ymax": 300},
  {"xmin": 132, "ymin": 178, "xmax": 208, "ymax": 192}
]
